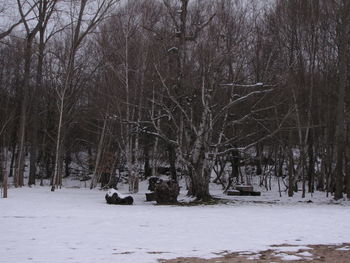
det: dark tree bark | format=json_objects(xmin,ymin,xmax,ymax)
[
  {"xmin": 307, "ymin": 133, "xmax": 315, "ymax": 193},
  {"xmin": 29, "ymin": 0, "xmax": 53, "ymax": 185},
  {"xmin": 334, "ymin": 0, "xmax": 350, "ymax": 200},
  {"xmin": 144, "ymin": 140, "xmax": 151, "ymax": 178},
  {"xmin": 288, "ymin": 132, "xmax": 295, "ymax": 197},
  {"xmin": 168, "ymin": 144, "xmax": 177, "ymax": 181},
  {"xmin": 256, "ymin": 143, "xmax": 263, "ymax": 176}
]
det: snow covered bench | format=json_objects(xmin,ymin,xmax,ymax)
[{"xmin": 227, "ymin": 185, "xmax": 261, "ymax": 196}]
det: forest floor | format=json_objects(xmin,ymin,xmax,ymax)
[{"xmin": 1, "ymin": 178, "xmax": 350, "ymax": 263}]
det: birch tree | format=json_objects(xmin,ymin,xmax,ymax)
[
  {"xmin": 95, "ymin": 0, "xmax": 151, "ymax": 192},
  {"xmin": 0, "ymin": 115, "xmax": 12, "ymax": 198},
  {"xmin": 51, "ymin": 0, "xmax": 117, "ymax": 191}
]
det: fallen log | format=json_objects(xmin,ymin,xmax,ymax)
[{"xmin": 105, "ymin": 189, "xmax": 133, "ymax": 205}]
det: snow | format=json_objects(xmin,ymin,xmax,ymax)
[
  {"xmin": 167, "ymin": 47, "xmax": 178, "ymax": 53},
  {"xmin": 107, "ymin": 188, "xmax": 128, "ymax": 198},
  {"xmin": 246, "ymin": 254, "xmax": 261, "ymax": 260},
  {"xmin": 336, "ymin": 246, "xmax": 350, "ymax": 251},
  {"xmin": 271, "ymin": 248, "xmax": 314, "ymax": 261},
  {"xmin": 297, "ymin": 251, "xmax": 313, "ymax": 257},
  {"xmin": 272, "ymin": 246, "xmax": 311, "ymax": 252},
  {"xmin": 1, "ymin": 182, "xmax": 350, "ymax": 263},
  {"xmin": 274, "ymin": 253, "xmax": 303, "ymax": 261}
]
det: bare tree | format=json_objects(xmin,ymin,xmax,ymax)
[
  {"xmin": 0, "ymin": 116, "xmax": 13, "ymax": 198},
  {"xmin": 0, "ymin": 1, "xmax": 36, "ymax": 40},
  {"xmin": 28, "ymin": 0, "xmax": 59, "ymax": 186},
  {"xmin": 51, "ymin": 0, "xmax": 117, "ymax": 191},
  {"xmin": 14, "ymin": 0, "xmax": 46, "ymax": 187}
]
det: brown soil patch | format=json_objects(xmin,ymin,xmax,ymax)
[{"xmin": 159, "ymin": 243, "xmax": 350, "ymax": 263}]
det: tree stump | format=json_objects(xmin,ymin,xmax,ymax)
[
  {"xmin": 145, "ymin": 192, "xmax": 156, "ymax": 201},
  {"xmin": 148, "ymin": 177, "xmax": 160, "ymax": 192},
  {"xmin": 100, "ymin": 173, "xmax": 110, "ymax": 188},
  {"xmin": 154, "ymin": 180, "xmax": 179, "ymax": 204}
]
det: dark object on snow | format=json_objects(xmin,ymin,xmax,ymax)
[
  {"xmin": 227, "ymin": 190, "xmax": 241, "ymax": 196},
  {"xmin": 119, "ymin": 195, "xmax": 134, "ymax": 205},
  {"xmin": 250, "ymin": 191, "xmax": 261, "ymax": 196},
  {"xmin": 235, "ymin": 185, "xmax": 254, "ymax": 192},
  {"xmin": 148, "ymin": 177, "xmax": 160, "ymax": 191},
  {"xmin": 105, "ymin": 191, "xmax": 133, "ymax": 205},
  {"xmin": 154, "ymin": 179, "xmax": 179, "ymax": 204},
  {"xmin": 239, "ymin": 191, "xmax": 251, "ymax": 196},
  {"xmin": 145, "ymin": 192, "xmax": 156, "ymax": 201},
  {"xmin": 226, "ymin": 185, "xmax": 261, "ymax": 197}
]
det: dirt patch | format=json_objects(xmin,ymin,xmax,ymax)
[{"xmin": 159, "ymin": 243, "xmax": 350, "ymax": 262}]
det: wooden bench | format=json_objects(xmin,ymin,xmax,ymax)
[{"xmin": 227, "ymin": 185, "xmax": 261, "ymax": 196}]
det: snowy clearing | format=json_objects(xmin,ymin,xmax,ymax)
[{"xmin": 1, "ymin": 183, "xmax": 350, "ymax": 263}]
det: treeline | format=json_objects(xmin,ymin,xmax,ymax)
[{"xmin": 0, "ymin": 0, "xmax": 349, "ymax": 200}]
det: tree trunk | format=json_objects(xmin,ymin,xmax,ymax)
[
  {"xmin": 256, "ymin": 143, "xmax": 263, "ymax": 175},
  {"xmin": 15, "ymin": 37, "xmax": 36, "ymax": 187},
  {"xmin": 188, "ymin": 156, "xmax": 211, "ymax": 201},
  {"xmin": 64, "ymin": 149, "xmax": 71, "ymax": 178},
  {"xmin": 51, "ymin": 96, "xmax": 64, "ymax": 191},
  {"xmin": 3, "ymin": 169, "xmax": 7, "ymax": 198},
  {"xmin": 144, "ymin": 138, "xmax": 151, "ymax": 178},
  {"xmin": 9, "ymin": 142, "xmax": 16, "ymax": 178},
  {"xmin": 307, "ymin": 133, "xmax": 315, "ymax": 193},
  {"xmin": 317, "ymin": 154, "xmax": 325, "ymax": 191},
  {"xmin": 288, "ymin": 141, "xmax": 294, "ymax": 197},
  {"xmin": 1, "ymin": 148, "xmax": 8, "ymax": 198},
  {"xmin": 90, "ymin": 116, "xmax": 107, "ymax": 189},
  {"xmin": 29, "ymin": 25, "xmax": 46, "ymax": 186},
  {"xmin": 168, "ymin": 144, "xmax": 177, "ymax": 181},
  {"xmin": 345, "ymin": 144, "xmax": 350, "ymax": 198}
]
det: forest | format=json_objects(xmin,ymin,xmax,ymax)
[{"xmin": 1, "ymin": 0, "xmax": 350, "ymax": 202}]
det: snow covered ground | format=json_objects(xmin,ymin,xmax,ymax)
[{"xmin": 1, "ymin": 181, "xmax": 350, "ymax": 263}]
